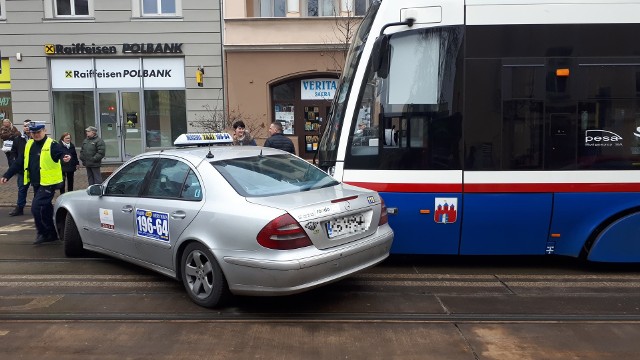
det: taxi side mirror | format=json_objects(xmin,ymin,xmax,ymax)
[{"xmin": 87, "ymin": 184, "xmax": 103, "ymax": 196}]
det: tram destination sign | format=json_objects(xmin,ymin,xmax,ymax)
[{"xmin": 44, "ymin": 42, "xmax": 183, "ymax": 55}]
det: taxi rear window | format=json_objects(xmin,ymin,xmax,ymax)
[{"xmin": 211, "ymin": 154, "xmax": 339, "ymax": 197}]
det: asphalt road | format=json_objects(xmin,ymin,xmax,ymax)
[{"xmin": 1, "ymin": 207, "xmax": 640, "ymax": 359}]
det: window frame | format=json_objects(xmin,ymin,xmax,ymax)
[
  {"xmin": 142, "ymin": 158, "xmax": 193, "ymax": 200},
  {"xmin": 0, "ymin": 0, "xmax": 6, "ymax": 21},
  {"xmin": 132, "ymin": 0, "xmax": 183, "ymax": 18},
  {"xmin": 44, "ymin": 0, "xmax": 94, "ymax": 19},
  {"xmin": 305, "ymin": 0, "xmax": 339, "ymax": 17},
  {"xmin": 353, "ymin": 0, "xmax": 371, "ymax": 16},
  {"xmin": 256, "ymin": 0, "xmax": 287, "ymax": 18},
  {"xmin": 104, "ymin": 157, "xmax": 156, "ymax": 197}
]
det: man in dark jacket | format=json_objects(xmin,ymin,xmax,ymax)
[
  {"xmin": 1, "ymin": 122, "xmax": 71, "ymax": 244},
  {"xmin": 7, "ymin": 120, "xmax": 32, "ymax": 216},
  {"xmin": 79, "ymin": 126, "xmax": 106, "ymax": 185},
  {"xmin": 263, "ymin": 121, "xmax": 295, "ymax": 154}
]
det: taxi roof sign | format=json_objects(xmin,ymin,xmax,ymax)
[{"xmin": 174, "ymin": 132, "xmax": 233, "ymax": 147}]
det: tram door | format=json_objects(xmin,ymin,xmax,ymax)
[{"xmin": 98, "ymin": 91, "xmax": 143, "ymax": 162}]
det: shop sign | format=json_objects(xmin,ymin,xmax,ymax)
[
  {"xmin": 51, "ymin": 58, "xmax": 185, "ymax": 89},
  {"xmin": 301, "ymin": 78, "xmax": 337, "ymax": 100},
  {"xmin": 45, "ymin": 43, "xmax": 183, "ymax": 55}
]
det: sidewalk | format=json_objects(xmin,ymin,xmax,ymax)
[{"xmin": 0, "ymin": 158, "xmax": 119, "ymax": 207}]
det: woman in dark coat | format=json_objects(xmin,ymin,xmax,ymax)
[{"xmin": 59, "ymin": 132, "xmax": 80, "ymax": 193}]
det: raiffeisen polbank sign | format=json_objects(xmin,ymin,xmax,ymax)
[{"xmin": 44, "ymin": 42, "xmax": 183, "ymax": 55}]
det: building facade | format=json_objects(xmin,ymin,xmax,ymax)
[
  {"xmin": 224, "ymin": 0, "xmax": 367, "ymax": 159},
  {"xmin": 0, "ymin": 0, "xmax": 222, "ymax": 163}
]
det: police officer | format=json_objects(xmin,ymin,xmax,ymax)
[{"xmin": 1, "ymin": 122, "xmax": 71, "ymax": 245}]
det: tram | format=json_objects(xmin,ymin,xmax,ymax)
[{"xmin": 317, "ymin": 0, "xmax": 640, "ymax": 261}]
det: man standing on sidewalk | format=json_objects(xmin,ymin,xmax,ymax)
[
  {"xmin": 0, "ymin": 122, "xmax": 71, "ymax": 244},
  {"xmin": 80, "ymin": 126, "xmax": 106, "ymax": 186},
  {"xmin": 7, "ymin": 120, "xmax": 31, "ymax": 216},
  {"xmin": 264, "ymin": 121, "xmax": 295, "ymax": 154}
]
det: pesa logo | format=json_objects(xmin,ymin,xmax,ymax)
[{"xmin": 584, "ymin": 130, "xmax": 623, "ymax": 147}]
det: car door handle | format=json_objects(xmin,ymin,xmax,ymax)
[
  {"xmin": 122, "ymin": 205, "xmax": 133, "ymax": 213},
  {"xmin": 171, "ymin": 211, "xmax": 186, "ymax": 219}
]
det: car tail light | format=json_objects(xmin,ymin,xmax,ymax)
[
  {"xmin": 379, "ymin": 198, "xmax": 388, "ymax": 226},
  {"xmin": 257, "ymin": 213, "xmax": 313, "ymax": 250}
]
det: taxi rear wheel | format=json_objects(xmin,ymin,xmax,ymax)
[
  {"xmin": 63, "ymin": 213, "xmax": 84, "ymax": 257},
  {"xmin": 181, "ymin": 242, "xmax": 229, "ymax": 308}
]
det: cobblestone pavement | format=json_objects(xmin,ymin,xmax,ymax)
[{"xmin": 0, "ymin": 158, "xmax": 119, "ymax": 207}]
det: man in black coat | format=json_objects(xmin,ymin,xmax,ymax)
[
  {"xmin": 7, "ymin": 120, "xmax": 32, "ymax": 216},
  {"xmin": 263, "ymin": 121, "xmax": 295, "ymax": 154}
]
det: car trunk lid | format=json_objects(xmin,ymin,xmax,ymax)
[{"xmin": 246, "ymin": 185, "xmax": 383, "ymax": 250}]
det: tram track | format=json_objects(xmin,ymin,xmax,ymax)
[{"xmin": 3, "ymin": 311, "xmax": 640, "ymax": 323}]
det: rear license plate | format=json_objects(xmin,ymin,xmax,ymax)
[{"xmin": 326, "ymin": 212, "xmax": 371, "ymax": 239}]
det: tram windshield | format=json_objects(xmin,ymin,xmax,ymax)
[
  {"xmin": 317, "ymin": 0, "xmax": 380, "ymax": 169},
  {"xmin": 346, "ymin": 26, "xmax": 465, "ymax": 170}
]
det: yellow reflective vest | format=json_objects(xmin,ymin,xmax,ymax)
[{"xmin": 24, "ymin": 137, "xmax": 63, "ymax": 186}]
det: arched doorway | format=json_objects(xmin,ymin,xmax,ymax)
[{"xmin": 271, "ymin": 75, "xmax": 338, "ymax": 159}]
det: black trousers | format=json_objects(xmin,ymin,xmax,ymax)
[
  {"xmin": 61, "ymin": 171, "xmax": 75, "ymax": 193},
  {"xmin": 31, "ymin": 185, "xmax": 56, "ymax": 237}
]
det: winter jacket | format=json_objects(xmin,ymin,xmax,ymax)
[
  {"xmin": 9, "ymin": 133, "xmax": 28, "ymax": 162},
  {"xmin": 60, "ymin": 142, "xmax": 79, "ymax": 173},
  {"xmin": 263, "ymin": 133, "xmax": 295, "ymax": 154},
  {"xmin": 233, "ymin": 134, "xmax": 257, "ymax": 146},
  {"xmin": 0, "ymin": 125, "xmax": 20, "ymax": 141},
  {"xmin": 80, "ymin": 135, "xmax": 106, "ymax": 168},
  {"xmin": 3, "ymin": 135, "xmax": 66, "ymax": 187}
]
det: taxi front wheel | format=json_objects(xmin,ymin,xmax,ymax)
[
  {"xmin": 63, "ymin": 213, "xmax": 84, "ymax": 257},
  {"xmin": 181, "ymin": 242, "xmax": 229, "ymax": 308}
]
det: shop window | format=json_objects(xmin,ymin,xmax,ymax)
[
  {"xmin": 144, "ymin": 90, "xmax": 186, "ymax": 147},
  {"xmin": 52, "ymin": 91, "xmax": 95, "ymax": 147},
  {"xmin": 257, "ymin": 0, "xmax": 286, "ymax": 17},
  {"xmin": 272, "ymin": 82, "xmax": 295, "ymax": 135},
  {"xmin": 0, "ymin": 92, "xmax": 11, "ymax": 122},
  {"xmin": 133, "ymin": 0, "xmax": 182, "ymax": 17},
  {"xmin": 44, "ymin": 0, "xmax": 93, "ymax": 18}
]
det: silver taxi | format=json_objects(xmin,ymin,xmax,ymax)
[{"xmin": 53, "ymin": 142, "xmax": 393, "ymax": 308}]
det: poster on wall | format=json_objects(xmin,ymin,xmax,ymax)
[{"xmin": 275, "ymin": 105, "xmax": 294, "ymax": 135}]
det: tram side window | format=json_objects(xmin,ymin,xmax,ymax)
[
  {"xmin": 345, "ymin": 26, "xmax": 464, "ymax": 170},
  {"xmin": 574, "ymin": 64, "xmax": 640, "ymax": 170}
]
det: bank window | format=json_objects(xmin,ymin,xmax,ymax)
[
  {"xmin": 45, "ymin": 0, "xmax": 93, "ymax": 18},
  {"xmin": 139, "ymin": 0, "xmax": 182, "ymax": 17},
  {"xmin": 144, "ymin": 90, "xmax": 187, "ymax": 148},
  {"xmin": 56, "ymin": 0, "xmax": 89, "ymax": 16},
  {"xmin": 52, "ymin": 91, "xmax": 95, "ymax": 149},
  {"xmin": 257, "ymin": 0, "xmax": 286, "ymax": 17},
  {"xmin": 306, "ymin": 0, "xmax": 338, "ymax": 17}
]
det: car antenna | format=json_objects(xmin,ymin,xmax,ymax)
[
  {"xmin": 206, "ymin": 143, "xmax": 214, "ymax": 159},
  {"xmin": 259, "ymin": 148, "xmax": 264, "ymax": 158}
]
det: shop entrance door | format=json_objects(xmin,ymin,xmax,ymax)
[{"xmin": 98, "ymin": 91, "xmax": 143, "ymax": 162}]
